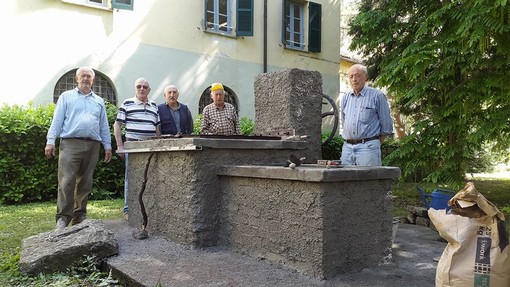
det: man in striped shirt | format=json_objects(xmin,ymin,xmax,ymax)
[
  {"xmin": 114, "ymin": 78, "xmax": 161, "ymax": 220},
  {"xmin": 200, "ymin": 82, "xmax": 241, "ymax": 135}
]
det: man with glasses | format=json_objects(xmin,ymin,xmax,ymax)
[{"xmin": 113, "ymin": 78, "xmax": 161, "ymax": 220}]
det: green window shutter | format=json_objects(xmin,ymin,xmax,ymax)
[
  {"xmin": 237, "ymin": 0, "xmax": 253, "ymax": 36},
  {"xmin": 308, "ymin": 2, "xmax": 321, "ymax": 52},
  {"xmin": 112, "ymin": 0, "xmax": 133, "ymax": 11}
]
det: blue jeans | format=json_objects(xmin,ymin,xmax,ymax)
[
  {"xmin": 123, "ymin": 153, "xmax": 129, "ymax": 214},
  {"xmin": 340, "ymin": 139, "xmax": 382, "ymax": 166}
]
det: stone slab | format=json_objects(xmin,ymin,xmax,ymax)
[
  {"xmin": 217, "ymin": 164, "xmax": 401, "ymax": 182},
  {"xmin": 104, "ymin": 219, "xmax": 445, "ymax": 287}
]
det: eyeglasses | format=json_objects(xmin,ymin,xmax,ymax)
[{"xmin": 136, "ymin": 85, "xmax": 149, "ymax": 89}]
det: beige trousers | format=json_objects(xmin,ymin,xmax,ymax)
[{"xmin": 56, "ymin": 138, "xmax": 100, "ymax": 225}]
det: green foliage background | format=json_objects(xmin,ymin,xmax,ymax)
[
  {"xmin": 349, "ymin": 0, "xmax": 510, "ymax": 185},
  {"xmin": 192, "ymin": 114, "xmax": 255, "ymax": 136},
  {"xmin": 0, "ymin": 103, "xmax": 125, "ymax": 205},
  {"xmin": 1, "ymin": 101, "xmax": 503, "ymax": 205},
  {"xmin": 0, "ymin": 104, "xmax": 56, "ymax": 204},
  {"xmin": 0, "ymin": 106, "xmax": 257, "ymax": 205}
]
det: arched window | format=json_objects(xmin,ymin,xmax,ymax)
[
  {"xmin": 198, "ymin": 85, "xmax": 239, "ymax": 115},
  {"xmin": 53, "ymin": 68, "xmax": 117, "ymax": 105}
]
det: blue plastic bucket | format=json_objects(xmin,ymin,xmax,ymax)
[
  {"xmin": 429, "ymin": 190, "xmax": 454, "ymax": 210},
  {"xmin": 417, "ymin": 186, "xmax": 456, "ymax": 210}
]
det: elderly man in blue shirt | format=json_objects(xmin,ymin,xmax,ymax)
[
  {"xmin": 340, "ymin": 64, "xmax": 393, "ymax": 166},
  {"xmin": 45, "ymin": 66, "xmax": 112, "ymax": 229}
]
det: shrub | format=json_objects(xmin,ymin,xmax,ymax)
[
  {"xmin": 321, "ymin": 132, "xmax": 343, "ymax": 160},
  {"xmin": 0, "ymin": 104, "xmax": 58, "ymax": 204},
  {"xmin": 193, "ymin": 115, "xmax": 255, "ymax": 136},
  {"xmin": 239, "ymin": 117, "xmax": 255, "ymax": 135},
  {"xmin": 193, "ymin": 114, "xmax": 202, "ymax": 134},
  {"xmin": 0, "ymin": 103, "xmax": 124, "ymax": 205}
]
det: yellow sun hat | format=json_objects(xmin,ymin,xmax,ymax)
[{"xmin": 210, "ymin": 82, "xmax": 224, "ymax": 92}]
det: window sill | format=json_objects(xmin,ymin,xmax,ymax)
[
  {"xmin": 61, "ymin": 0, "xmax": 112, "ymax": 11},
  {"xmin": 203, "ymin": 29, "xmax": 238, "ymax": 39},
  {"xmin": 284, "ymin": 45, "xmax": 307, "ymax": 52}
]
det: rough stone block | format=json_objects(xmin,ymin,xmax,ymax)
[
  {"xmin": 406, "ymin": 205, "xmax": 429, "ymax": 218},
  {"xmin": 217, "ymin": 165, "xmax": 400, "ymax": 279},
  {"xmin": 126, "ymin": 138, "xmax": 304, "ymax": 248},
  {"xmin": 20, "ymin": 220, "xmax": 118, "ymax": 275},
  {"xmin": 415, "ymin": 217, "xmax": 431, "ymax": 227},
  {"xmin": 254, "ymin": 68, "xmax": 323, "ymax": 163},
  {"xmin": 407, "ymin": 213, "xmax": 417, "ymax": 224}
]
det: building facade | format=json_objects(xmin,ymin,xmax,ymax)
[{"xmin": 1, "ymin": 0, "xmax": 340, "ymax": 122}]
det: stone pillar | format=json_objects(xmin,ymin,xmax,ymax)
[{"xmin": 254, "ymin": 68, "xmax": 323, "ymax": 162}]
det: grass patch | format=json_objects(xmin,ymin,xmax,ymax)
[{"xmin": 0, "ymin": 199, "xmax": 123, "ymax": 286}]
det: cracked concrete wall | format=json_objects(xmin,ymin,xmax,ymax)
[{"xmin": 126, "ymin": 139, "xmax": 302, "ymax": 248}]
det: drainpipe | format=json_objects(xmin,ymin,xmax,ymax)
[{"xmin": 263, "ymin": 0, "xmax": 267, "ymax": 73}]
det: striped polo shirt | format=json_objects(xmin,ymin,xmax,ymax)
[{"xmin": 116, "ymin": 96, "xmax": 160, "ymax": 140}]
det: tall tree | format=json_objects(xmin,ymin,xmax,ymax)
[{"xmin": 349, "ymin": 0, "xmax": 510, "ymax": 184}]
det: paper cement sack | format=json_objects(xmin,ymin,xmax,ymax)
[{"xmin": 428, "ymin": 182, "xmax": 510, "ymax": 287}]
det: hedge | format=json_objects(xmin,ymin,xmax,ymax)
[{"xmin": 0, "ymin": 103, "xmax": 124, "ymax": 205}]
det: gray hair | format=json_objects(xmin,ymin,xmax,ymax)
[
  {"xmin": 164, "ymin": 85, "xmax": 179, "ymax": 94},
  {"xmin": 348, "ymin": 64, "xmax": 368, "ymax": 77},
  {"xmin": 76, "ymin": 66, "xmax": 95, "ymax": 77}
]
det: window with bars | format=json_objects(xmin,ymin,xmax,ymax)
[
  {"xmin": 198, "ymin": 85, "xmax": 239, "ymax": 115},
  {"xmin": 204, "ymin": 0, "xmax": 253, "ymax": 36},
  {"xmin": 284, "ymin": 1, "xmax": 304, "ymax": 49},
  {"xmin": 53, "ymin": 69, "xmax": 117, "ymax": 105},
  {"xmin": 206, "ymin": 0, "xmax": 232, "ymax": 34},
  {"xmin": 282, "ymin": 0, "xmax": 322, "ymax": 52}
]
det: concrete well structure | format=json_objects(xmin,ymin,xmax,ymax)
[
  {"xmin": 123, "ymin": 138, "xmax": 400, "ymax": 279},
  {"xmin": 121, "ymin": 68, "xmax": 400, "ymax": 279}
]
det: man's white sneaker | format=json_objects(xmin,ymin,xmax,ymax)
[{"xmin": 56, "ymin": 218, "xmax": 67, "ymax": 229}]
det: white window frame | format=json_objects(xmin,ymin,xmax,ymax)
[
  {"xmin": 205, "ymin": 0, "xmax": 233, "ymax": 35},
  {"xmin": 285, "ymin": 1, "xmax": 305, "ymax": 50}
]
